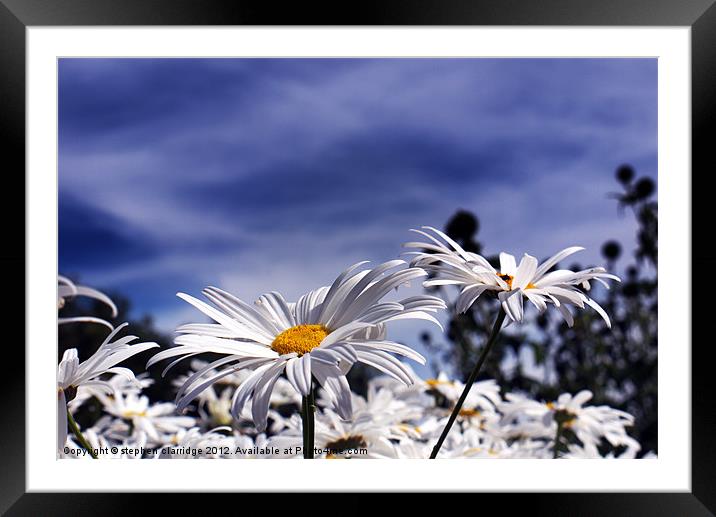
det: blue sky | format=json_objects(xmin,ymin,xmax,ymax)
[{"xmin": 58, "ymin": 58, "xmax": 657, "ymax": 375}]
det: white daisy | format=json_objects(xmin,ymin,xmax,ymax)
[
  {"xmin": 349, "ymin": 384, "xmax": 424, "ymax": 431},
  {"xmin": 424, "ymin": 372, "xmax": 502, "ymax": 411},
  {"xmin": 150, "ymin": 260, "xmax": 445, "ymax": 431},
  {"xmin": 317, "ymin": 383, "xmax": 427, "ymax": 442},
  {"xmin": 366, "ymin": 365, "xmax": 434, "ymax": 407},
  {"xmin": 68, "ymin": 373, "xmax": 153, "ymax": 413},
  {"xmin": 201, "ymin": 386, "xmax": 235, "ymax": 427},
  {"xmin": 57, "ymin": 323, "xmax": 158, "ymax": 449},
  {"xmin": 58, "ymin": 275, "xmax": 118, "ymax": 329},
  {"xmin": 405, "ymin": 226, "xmax": 620, "ymax": 327},
  {"xmin": 499, "ymin": 390, "xmax": 639, "ymax": 453},
  {"xmin": 270, "ymin": 409, "xmax": 397, "ymax": 459},
  {"xmin": 542, "ymin": 392, "xmax": 639, "ymax": 452},
  {"xmin": 102, "ymin": 392, "xmax": 196, "ymax": 445}
]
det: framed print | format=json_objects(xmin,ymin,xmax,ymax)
[{"xmin": 2, "ymin": 0, "xmax": 713, "ymax": 513}]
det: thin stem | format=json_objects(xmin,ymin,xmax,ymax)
[
  {"xmin": 430, "ymin": 307, "xmax": 506, "ymax": 459},
  {"xmin": 301, "ymin": 395, "xmax": 309, "ymax": 457},
  {"xmin": 553, "ymin": 421, "xmax": 564, "ymax": 459},
  {"xmin": 66, "ymin": 407, "xmax": 98, "ymax": 459},
  {"xmin": 301, "ymin": 380, "xmax": 315, "ymax": 459},
  {"xmin": 308, "ymin": 384, "xmax": 315, "ymax": 457}
]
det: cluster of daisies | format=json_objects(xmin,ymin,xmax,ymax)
[{"xmin": 58, "ymin": 228, "xmax": 645, "ymax": 459}]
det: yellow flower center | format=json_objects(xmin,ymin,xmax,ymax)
[
  {"xmin": 497, "ymin": 273, "xmax": 514, "ymax": 288},
  {"xmin": 459, "ymin": 408, "xmax": 481, "ymax": 418},
  {"xmin": 271, "ymin": 324, "xmax": 329, "ymax": 356},
  {"xmin": 547, "ymin": 402, "xmax": 577, "ymax": 427},
  {"xmin": 324, "ymin": 435, "xmax": 367, "ymax": 455},
  {"xmin": 122, "ymin": 409, "xmax": 147, "ymax": 418},
  {"xmin": 398, "ymin": 424, "xmax": 422, "ymax": 436},
  {"xmin": 496, "ymin": 273, "xmax": 536, "ymax": 289}
]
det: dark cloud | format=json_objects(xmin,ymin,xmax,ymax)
[{"xmin": 59, "ymin": 191, "xmax": 159, "ymax": 270}]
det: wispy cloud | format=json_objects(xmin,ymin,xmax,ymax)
[{"xmin": 59, "ymin": 58, "xmax": 657, "ymax": 364}]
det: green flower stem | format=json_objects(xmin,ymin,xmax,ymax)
[
  {"xmin": 66, "ymin": 407, "xmax": 98, "ymax": 459},
  {"xmin": 301, "ymin": 381, "xmax": 315, "ymax": 459},
  {"xmin": 553, "ymin": 420, "xmax": 565, "ymax": 459},
  {"xmin": 429, "ymin": 307, "xmax": 506, "ymax": 459}
]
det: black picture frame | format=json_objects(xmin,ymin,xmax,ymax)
[{"xmin": 2, "ymin": 0, "xmax": 712, "ymax": 513}]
